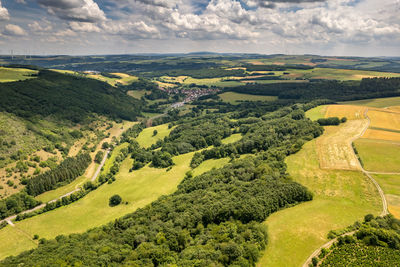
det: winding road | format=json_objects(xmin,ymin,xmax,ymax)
[
  {"xmin": 0, "ymin": 149, "xmax": 110, "ymax": 226},
  {"xmin": 302, "ymin": 108, "xmax": 389, "ymax": 267}
]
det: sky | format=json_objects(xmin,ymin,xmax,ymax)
[{"xmin": 0, "ymin": 0, "xmax": 399, "ymax": 56}]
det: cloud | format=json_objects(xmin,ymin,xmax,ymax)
[
  {"xmin": 244, "ymin": 0, "xmax": 326, "ymax": 8},
  {"xmin": 37, "ymin": 0, "xmax": 106, "ymax": 22},
  {"xmin": 3, "ymin": 24, "xmax": 27, "ymax": 36},
  {"xmin": 0, "ymin": 0, "xmax": 10, "ymax": 20},
  {"xmin": 69, "ymin": 21, "xmax": 101, "ymax": 32},
  {"xmin": 28, "ymin": 20, "xmax": 53, "ymax": 32}
]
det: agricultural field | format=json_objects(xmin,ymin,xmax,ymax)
[
  {"xmin": 86, "ymin": 73, "xmax": 138, "ymax": 86},
  {"xmin": 367, "ymin": 109, "xmax": 400, "ymax": 132},
  {"xmin": 316, "ymin": 120, "xmax": 367, "ymax": 170},
  {"xmin": 0, "ymin": 67, "xmax": 38, "ymax": 82},
  {"xmin": 341, "ymin": 96, "xmax": 400, "ymax": 108},
  {"xmin": 218, "ymin": 92, "xmax": 278, "ymax": 104},
  {"xmin": 361, "ymin": 128, "xmax": 400, "ymax": 142},
  {"xmin": 324, "ymin": 104, "xmax": 366, "ymax": 120},
  {"xmin": 372, "ymin": 174, "xmax": 400, "ymax": 218},
  {"xmin": 258, "ymin": 138, "xmax": 380, "ymax": 267},
  {"xmin": 135, "ymin": 124, "xmax": 173, "ymax": 148},
  {"xmin": 182, "ymin": 77, "xmax": 242, "ymax": 87},
  {"xmin": 305, "ymin": 105, "xmax": 327, "ymax": 121},
  {"xmin": 221, "ymin": 133, "xmax": 242, "ymax": 144},
  {"xmin": 354, "ymin": 139, "xmax": 400, "ymax": 172}
]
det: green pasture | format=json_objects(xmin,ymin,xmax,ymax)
[
  {"xmin": 136, "ymin": 124, "xmax": 173, "ymax": 148},
  {"xmin": 258, "ymin": 139, "xmax": 380, "ymax": 267},
  {"xmin": 305, "ymin": 105, "xmax": 327, "ymax": 121},
  {"xmin": 221, "ymin": 133, "xmax": 242, "ymax": 144},
  {"xmin": 354, "ymin": 139, "xmax": 400, "ymax": 172},
  {"xmin": 127, "ymin": 90, "xmax": 148, "ymax": 99},
  {"xmin": 0, "ymin": 67, "xmax": 38, "ymax": 83}
]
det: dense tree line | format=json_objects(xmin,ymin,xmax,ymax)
[
  {"xmin": 226, "ymin": 77, "xmax": 400, "ymax": 101},
  {"xmin": 0, "ymin": 70, "xmax": 143, "ymax": 123},
  {"xmin": 149, "ymin": 67, "xmax": 246, "ymax": 78},
  {"xmin": 0, "ymin": 192, "xmax": 40, "ymax": 219},
  {"xmin": 26, "ymin": 153, "xmax": 91, "ymax": 196},
  {"xmin": 243, "ymin": 64, "xmax": 314, "ymax": 72}
]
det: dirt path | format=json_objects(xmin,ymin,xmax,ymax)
[
  {"xmin": 0, "ymin": 150, "xmax": 110, "ymax": 226},
  {"xmin": 303, "ymin": 108, "xmax": 388, "ymax": 267}
]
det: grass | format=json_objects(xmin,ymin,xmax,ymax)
[
  {"xmin": 218, "ymin": 92, "xmax": 278, "ymax": 104},
  {"xmin": 221, "ymin": 133, "xmax": 242, "ymax": 144},
  {"xmin": 305, "ymin": 105, "xmax": 327, "ymax": 121},
  {"xmin": 258, "ymin": 139, "xmax": 381, "ymax": 267},
  {"xmin": 372, "ymin": 174, "xmax": 400, "ymax": 218},
  {"xmin": 127, "ymin": 90, "xmax": 148, "ymax": 99},
  {"xmin": 362, "ymin": 128, "xmax": 400, "ymax": 142},
  {"xmin": 0, "ymin": 148, "xmax": 229, "ymax": 260},
  {"xmin": 136, "ymin": 124, "xmax": 173, "ymax": 148},
  {"xmin": 86, "ymin": 73, "xmax": 138, "ymax": 86},
  {"xmin": 354, "ymin": 139, "xmax": 400, "ymax": 172},
  {"xmin": 183, "ymin": 77, "xmax": 242, "ymax": 87},
  {"xmin": 0, "ymin": 67, "xmax": 38, "ymax": 83},
  {"xmin": 340, "ymin": 96, "xmax": 400, "ymax": 108},
  {"xmin": 192, "ymin": 157, "xmax": 230, "ymax": 177}
]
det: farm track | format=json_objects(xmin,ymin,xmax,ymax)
[
  {"xmin": 0, "ymin": 149, "xmax": 110, "ymax": 226},
  {"xmin": 303, "ymin": 108, "xmax": 388, "ymax": 267}
]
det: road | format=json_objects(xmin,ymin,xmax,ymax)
[
  {"xmin": 0, "ymin": 149, "xmax": 110, "ymax": 226},
  {"xmin": 303, "ymin": 108, "xmax": 388, "ymax": 267}
]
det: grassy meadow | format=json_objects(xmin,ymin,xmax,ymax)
[
  {"xmin": 354, "ymin": 139, "xmax": 400, "ymax": 172},
  {"xmin": 0, "ymin": 67, "xmax": 38, "ymax": 83},
  {"xmin": 136, "ymin": 124, "xmax": 173, "ymax": 148},
  {"xmin": 340, "ymin": 96, "xmax": 400, "ymax": 108},
  {"xmin": 305, "ymin": 105, "xmax": 327, "ymax": 121},
  {"xmin": 373, "ymin": 174, "xmax": 400, "ymax": 218}
]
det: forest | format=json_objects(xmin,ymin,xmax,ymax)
[{"xmin": 0, "ymin": 70, "xmax": 143, "ymax": 123}]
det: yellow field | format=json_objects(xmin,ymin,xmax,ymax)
[
  {"xmin": 362, "ymin": 128, "xmax": 400, "ymax": 142},
  {"xmin": 325, "ymin": 105, "xmax": 366, "ymax": 120},
  {"xmin": 389, "ymin": 106, "xmax": 400, "ymax": 112},
  {"xmin": 368, "ymin": 109, "xmax": 400, "ymax": 131},
  {"xmin": 316, "ymin": 120, "xmax": 367, "ymax": 170}
]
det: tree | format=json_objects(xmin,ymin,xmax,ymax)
[
  {"xmin": 94, "ymin": 151, "xmax": 104, "ymax": 164},
  {"xmin": 102, "ymin": 142, "xmax": 109, "ymax": 149},
  {"xmin": 109, "ymin": 195, "xmax": 122, "ymax": 207},
  {"xmin": 153, "ymin": 129, "xmax": 158, "ymax": 136}
]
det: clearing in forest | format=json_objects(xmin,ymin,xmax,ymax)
[
  {"xmin": 316, "ymin": 119, "xmax": 368, "ymax": 170},
  {"xmin": 0, "ymin": 67, "xmax": 38, "ymax": 82},
  {"xmin": 136, "ymin": 124, "xmax": 174, "ymax": 148}
]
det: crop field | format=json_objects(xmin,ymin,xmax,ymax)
[
  {"xmin": 0, "ymin": 67, "xmax": 38, "ymax": 83},
  {"xmin": 324, "ymin": 105, "xmax": 366, "ymax": 120},
  {"xmin": 340, "ymin": 96, "xmax": 400, "ymax": 108},
  {"xmin": 361, "ymin": 128, "xmax": 400, "ymax": 142},
  {"xmin": 136, "ymin": 124, "xmax": 173, "ymax": 148},
  {"xmin": 372, "ymin": 174, "xmax": 400, "ymax": 218},
  {"xmin": 258, "ymin": 139, "xmax": 380, "ymax": 267},
  {"xmin": 86, "ymin": 73, "xmax": 137, "ymax": 86},
  {"xmin": 218, "ymin": 92, "xmax": 278, "ymax": 104},
  {"xmin": 316, "ymin": 120, "xmax": 367, "ymax": 170},
  {"xmin": 183, "ymin": 77, "xmax": 242, "ymax": 87},
  {"xmin": 368, "ymin": 109, "xmax": 400, "ymax": 131},
  {"xmin": 305, "ymin": 105, "xmax": 327, "ymax": 121},
  {"xmin": 354, "ymin": 139, "xmax": 400, "ymax": 172}
]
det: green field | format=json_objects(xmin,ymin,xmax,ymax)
[
  {"xmin": 136, "ymin": 124, "xmax": 173, "ymax": 148},
  {"xmin": 258, "ymin": 139, "xmax": 380, "ymax": 267},
  {"xmin": 183, "ymin": 77, "xmax": 242, "ymax": 87},
  {"xmin": 218, "ymin": 92, "xmax": 278, "ymax": 104},
  {"xmin": 0, "ymin": 67, "xmax": 38, "ymax": 83},
  {"xmin": 340, "ymin": 96, "xmax": 400, "ymax": 108},
  {"xmin": 354, "ymin": 139, "xmax": 400, "ymax": 172},
  {"xmin": 127, "ymin": 90, "xmax": 148, "ymax": 99},
  {"xmin": 0, "ymin": 147, "xmax": 231, "ymax": 260},
  {"xmin": 221, "ymin": 133, "xmax": 242, "ymax": 144},
  {"xmin": 305, "ymin": 105, "xmax": 328, "ymax": 121}
]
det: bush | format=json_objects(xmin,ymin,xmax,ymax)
[
  {"xmin": 109, "ymin": 195, "xmax": 122, "ymax": 207},
  {"xmin": 317, "ymin": 117, "xmax": 341, "ymax": 126}
]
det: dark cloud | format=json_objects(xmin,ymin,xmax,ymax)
[{"xmin": 37, "ymin": 0, "xmax": 106, "ymax": 22}]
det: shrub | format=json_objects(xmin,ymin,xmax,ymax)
[{"xmin": 109, "ymin": 195, "xmax": 122, "ymax": 207}]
